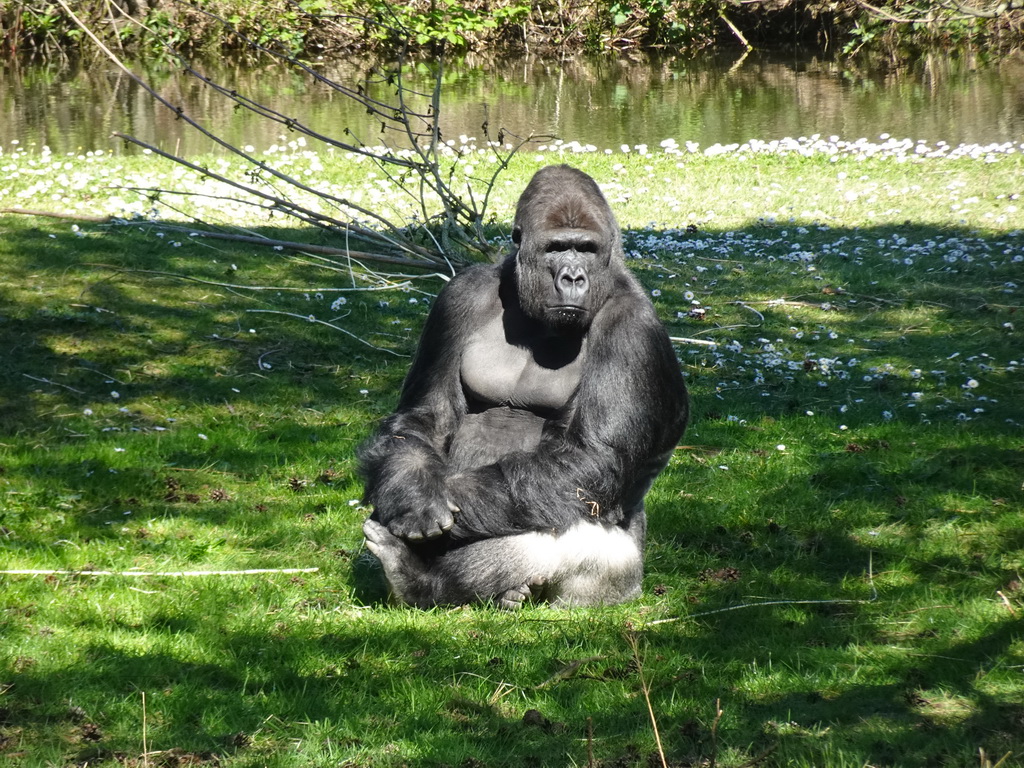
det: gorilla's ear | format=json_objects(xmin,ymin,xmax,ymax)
[{"xmin": 511, "ymin": 226, "xmax": 522, "ymax": 245}]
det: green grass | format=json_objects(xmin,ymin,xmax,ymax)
[{"xmin": 1, "ymin": 142, "xmax": 1023, "ymax": 767}]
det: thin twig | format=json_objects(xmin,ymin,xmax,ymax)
[
  {"xmin": 22, "ymin": 374, "xmax": 86, "ymax": 394},
  {"xmin": 727, "ymin": 301, "xmax": 765, "ymax": 324},
  {"xmin": 625, "ymin": 633, "xmax": 668, "ymax": 768},
  {"xmin": 737, "ymin": 744, "xmax": 779, "ymax": 768},
  {"xmin": 142, "ymin": 692, "xmax": 149, "ymax": 768},
  {"xmin": 112, "ymin": 133, "xmax": 437, "ymax": 262},
  {"xmin": 86, "ymin": 261, "xmax": 421, "ymax": 293},
  {"xmin": 533, "ymin": 655, "xmax": 604, "ymax": 689},
  {"xmin": 647, "ymin": 554, "xmax": 876, "ymax": 627},
  {"xmin": 996, "ymin": 590, "xmax": 1017, "ymax": 615},
  {"xmin": 719, "ymin": 10, "xmax": 752, "ymax": 49},
  {"xmin": 1, "ymin": 568, "xmax": 319, "ymax": 577},
  {"xmin": 647, "ymin": 598, "xmax": 870, "ymax": 627},
  {"xmin": 709, "ymin": 699, "xmax": 724, "ymax": 768},
  {"xmin": 1, "ymin": 207, "xmax": 112, "ymax": 222},
  {"xmin": 670, "ymin": 336, "xmax": 720, "ymax": 347},
  {"xmin": 246, "ymin": 310, "xmax": 409, "ymax": 357}
]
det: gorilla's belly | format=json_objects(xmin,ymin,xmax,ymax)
[{"xmin": 448, "ymin": 407, "xmax": 545, "ymax": 471}]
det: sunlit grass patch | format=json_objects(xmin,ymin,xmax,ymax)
[{"xmin": 2, "ymin": 145, "xmax": 1023, "ymax": 767}]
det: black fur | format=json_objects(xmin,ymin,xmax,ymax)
[{"xmin": 359, "ymin": 165, "xmax": 688, "ymax": 606}]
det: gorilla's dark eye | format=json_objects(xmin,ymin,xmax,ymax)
[{"xmin": 545, "ymin": 240, "xmax": 598, "ymax": 254}]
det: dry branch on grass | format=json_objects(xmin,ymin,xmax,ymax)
[{"xmin": 53, "ymin": 0, "xmax": 541, "ymax": 272}]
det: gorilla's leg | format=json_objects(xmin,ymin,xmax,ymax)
[
  {"xmin": 364, "ymin": 513, "xmax": 646, "ymax": 608},
  {"xmin": 542, "ymin": 513, "xmax": 644, "ymax": 606},
  {"xmin": 363, "ymin": 519, "xmax": 556, "ymax": 608}
]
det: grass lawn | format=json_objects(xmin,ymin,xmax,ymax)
[{"xmin": 1, "ymin": 136, "xmax": 1023, "ymax": 767}]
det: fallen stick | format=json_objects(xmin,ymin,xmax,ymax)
[
  {"xmin": 1, "ymin": 207, "xmax": 112, "ymax": 223},
  {"xmin": 670, "ymin": 336, "xmax": 719, "ymax": 347},
  {"xmin": 1, "ymin": 207, "xmax": 446, "ymax": 271},
  {"xmin": 1, "ymin": 567, "xmax": 319, "ymax": 577}
]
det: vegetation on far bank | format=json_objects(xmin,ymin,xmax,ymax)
[
  {"xmin": 2, "ymin": 0, "xmax": 1024, "ymax": 62},
  {"xmin": 1, "ymin": 141, "xmax": 1023, "ymax": 767}
]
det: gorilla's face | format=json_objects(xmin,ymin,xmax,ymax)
[{"xmin": 510, "ymin": 166, "xmax": 623, "ymax": 333}]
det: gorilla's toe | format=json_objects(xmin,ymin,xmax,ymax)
[
  {"xmin": 496, "ymin": 576, "xmax": 547, "ymax": 609},
  {"xmin": 363, "ymin": 519, "xmax": 402, "ymax": 561},
  {"xmin": 496, "ymin": 583, "xmax": 532, "ymax": 609}
]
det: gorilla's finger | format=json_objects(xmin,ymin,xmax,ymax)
[{"xmin": 400, "ymin": 523, "xmax": 424, "ymax": 541}]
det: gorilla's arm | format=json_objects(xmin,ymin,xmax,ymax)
[
  {"xmin": 358, "ymin": 267, "xmax": 494, "ymax": 540},
  {"xmin": 446, "ymin": 282, "xmax": 688, "ymax": 541}
]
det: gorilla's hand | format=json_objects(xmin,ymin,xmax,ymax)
[
  {"xmin": 360, "ymin": 425, "xmax": 457, "ymax": 541},
  {"xmin": 387, "ymin": 501, "xmax": 456, "ymax": 544},
  {"xmin": 373, "ymin": 480, "xmax": 456, "ymax": 541}
]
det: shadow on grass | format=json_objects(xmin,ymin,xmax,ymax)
[{"xmin": 1, "ymin": 214, "xmax": 1021, "ymax": 766}]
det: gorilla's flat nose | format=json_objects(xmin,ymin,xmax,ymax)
[{"xmin": 556, "ymin": 265, "xmax": 588, "ymax": 302}]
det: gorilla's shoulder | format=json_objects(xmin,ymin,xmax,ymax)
[
  {"xmin": 433, "ymin": 263, "xmax": 502, "ymax": 319},
  {"xmin": 603, "ymin": 270, "xmax": 663, "ymax": 326},
  {"xmin": 449, "ymin": 262, "xmax": 501, "ymax": 291}
]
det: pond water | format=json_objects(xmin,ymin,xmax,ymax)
[{"xmin": 1, "ymin": 50, "xmax": 1022, "ymax": 157}]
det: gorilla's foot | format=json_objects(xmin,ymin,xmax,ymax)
[
  {"xmin": 495, "ymin": 576, "xmax": 547, "ymax": 610},
  {"xmin": 362, "ymin": 518, "xmax": 401, "ymax": 562},
  {"xmin": 363, "ymin": 518, "xmax": 430, "ymax": 605}
]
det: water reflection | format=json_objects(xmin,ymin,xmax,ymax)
[{"xmin": 1, "ymin": 50, "xmax": 1022, "ymax": 156}]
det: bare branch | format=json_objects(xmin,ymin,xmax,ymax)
[
  {"xmin": 851, "ymin": 0, "xmax": 1023, "ymax": 23},
  {"xmin": 55, "ymin": 0, "xmax": 526, "ymax": 272},
  {"xmin": 941, "ymin": 0, "xmax": 1024, "ymax": 17},
  {"xmin": 246, "ymin": 310, "xmax": 409, "ymax": 357}
]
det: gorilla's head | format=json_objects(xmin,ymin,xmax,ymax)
[{"xmin": 510, "ymin": 165, "xmax": 624, "ymax": 334}]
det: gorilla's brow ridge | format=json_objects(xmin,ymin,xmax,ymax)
[{"xmin": 541, "ymin": 192, "xmax": 604, "ymax": 233}]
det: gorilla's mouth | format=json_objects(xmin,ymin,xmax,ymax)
[
  {"xmin": 550, "ymin": 306, "xmax": 587, "ymax": 321},
  {"xmin": 546, "ymin": 305, "xmax": 590, "ymax": 330}
]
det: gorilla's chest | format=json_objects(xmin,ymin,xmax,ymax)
[{"xmin": 461, "ymin": 313, "xmax": 585, "ymax": 412}]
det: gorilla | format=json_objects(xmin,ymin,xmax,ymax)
[{"xmin": 360, "ymin": 164, "xmax": 688, "ymax": 608}]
